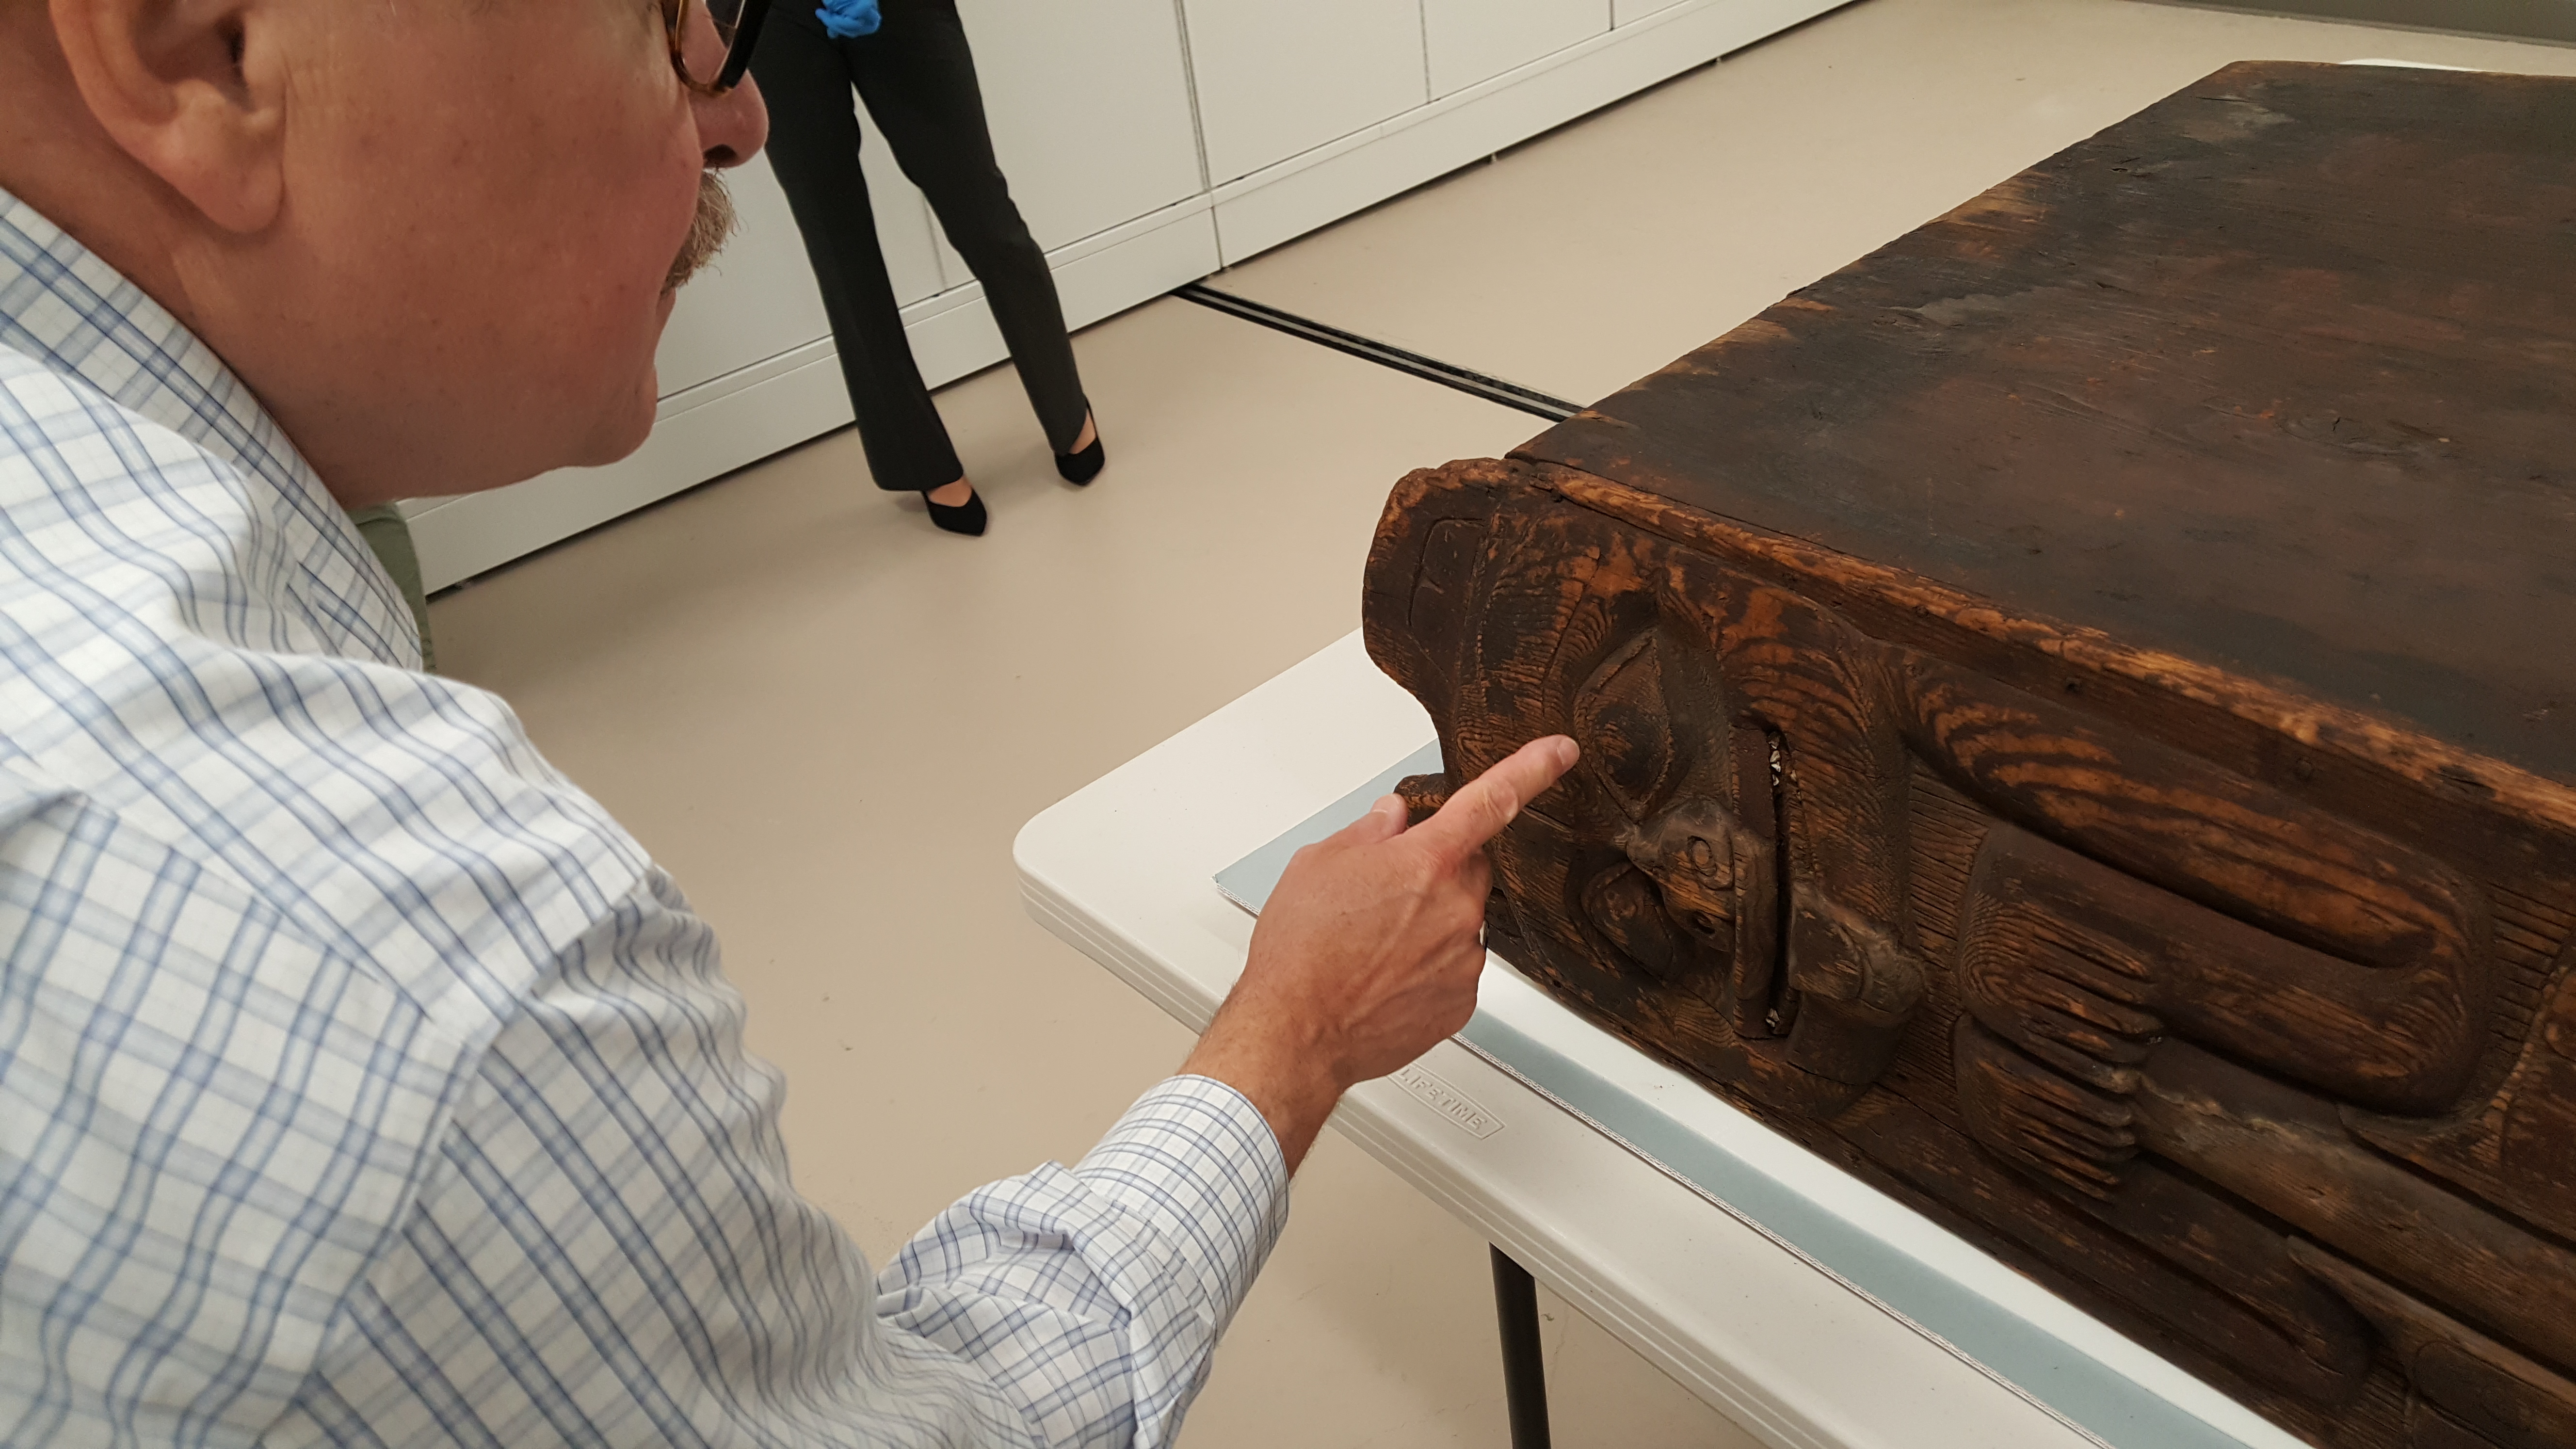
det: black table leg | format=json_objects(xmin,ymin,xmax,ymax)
[{"xmin": 1491, "ymin": 1246, "xmax": 1552, "ymax": 1449}]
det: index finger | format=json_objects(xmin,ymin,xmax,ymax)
[{"xmin": 1408, "ymin": 736, "xmax": 1579, "ymax": 860}]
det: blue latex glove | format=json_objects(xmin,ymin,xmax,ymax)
[{"xmin": 816, "ymin": 0, "xmax": 879, "ymax": 38}]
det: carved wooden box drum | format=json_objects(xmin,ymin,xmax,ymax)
[{"xmin": 1361, "ymin": 62, "xmax": 2576, "ymax": 1449}]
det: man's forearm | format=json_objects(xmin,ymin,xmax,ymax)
[{"xmin": 1178, "ymin": 1004, "xmax": 1344, "ymax": 1173}]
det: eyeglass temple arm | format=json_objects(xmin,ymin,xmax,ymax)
[{"xmin": 713, "ymin": 0, "xmax": 775, "ymax": 93}]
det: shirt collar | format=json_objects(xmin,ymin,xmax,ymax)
[{"xmin": 0, "ymin": 187, "xmax": 419, "ymax": 667}]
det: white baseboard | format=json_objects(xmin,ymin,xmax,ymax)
[
  {"xmin": 411, "ymin": 203, "xmax": 1218, "ymax": 592},
  {"xmin": 1209, "ymin": 0, "xmax": 1848, "ymax": 263}
]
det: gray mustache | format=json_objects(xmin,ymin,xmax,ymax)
[{"xmin": 665, "ymin": 170, "xmax": 738, "ymax": 292}]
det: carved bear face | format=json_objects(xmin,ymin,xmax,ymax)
[{"xmin": 1371, "ymin": 486, "xmax": 1924, "ymax": 1108}]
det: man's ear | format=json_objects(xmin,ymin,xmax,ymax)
[{"xmin": 47, "ymin": 0, "xmax": 284, "ymax": 234}]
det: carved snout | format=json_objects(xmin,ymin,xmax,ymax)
[
  {"xmin": 1620, "ymin": 804, "xmax": 1752, "ymax": 946},
  {"xmin": 1614, "ymin": 802, "xmax": 1783, "ymax": 1029}
]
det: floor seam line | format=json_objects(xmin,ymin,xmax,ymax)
[{"xmin": 1172, "ymin": 283, "xmax": 1583, "ymax": 422}]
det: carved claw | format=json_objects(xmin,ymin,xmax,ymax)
[
  {"xmin": 1962, "ymin": 909, "xmax": 2165, "ymax": 1091},
  {"xmin": 1955, "ymin": 1015, "xmax": 2141, "ymax": 1201},
  {"xmin": 1958, "ymin": 830, "xmax": 2169, "ymax": 1094}
]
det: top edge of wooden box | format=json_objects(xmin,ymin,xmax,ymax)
[{"xmin": 1520, "ymin": 61, "xmax": 2576, "ymax": 786}]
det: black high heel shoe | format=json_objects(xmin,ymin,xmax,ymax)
[
  {"xmin": 923, "ymin": 485, "xmax": 986, "ymax": 536},
  {"xmin": 1055, "ymin": 416, "xmax": 1105, "ymax": 486}
]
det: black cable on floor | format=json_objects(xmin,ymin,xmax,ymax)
[{"xmin": 1172, "ymin": 282, "xmax": 1583, "ymax": 423}]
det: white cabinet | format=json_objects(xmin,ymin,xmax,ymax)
[
  {"xmin": 1613, "ymin": 0, "xmax": 1691, "ymax": 24},
  {"xmin": 1424, "ymin": 0, "xmax": 1607, "ymax": 98},
  {"xmin": 957, "ymin": 0, "xmax": 1204, "ymax": 250},
  {"xmin": 1181, "ymin": 0, "xmax": 1431, "ymax": 185}
]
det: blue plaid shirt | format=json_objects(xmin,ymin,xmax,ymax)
[{"xmin": 0, "ymin": 191, "xmax": 1288, "ymax": 1449}]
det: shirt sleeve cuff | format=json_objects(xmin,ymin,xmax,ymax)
[{"xmin": 1070, "ymin": 1074, "xmax": 1291, "ymax": 1337}]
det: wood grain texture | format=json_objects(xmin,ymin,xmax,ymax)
[
  {"xmin": 1525, "ymin": 62, "xmax": 2576, "ymax": 787},
  {"xmin": 1359, "ymin": 62, "xmax": 2576, "ymax": 1449}
]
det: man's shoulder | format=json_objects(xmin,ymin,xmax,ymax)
[
  {"xmin": 0, "ymin": 325, "xmax": 419, "ymax": 660},
  {"xmin": 0, "ymin": 638, "xmax": 661, "ymax": 1038},
  {"xmin": 0, "ymin": 332, "xmax": 238, "ymax": 502},
  {"xmin": 0, "ymin": 337, "xmax": 658, "ymax": 1039}
]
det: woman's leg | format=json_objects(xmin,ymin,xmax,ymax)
[
  {"xmin": 849, "ymin": 0, "xmax": 1092, "ymax": 454},
  {"xmin": 748, "ymin": 10, "xmax": 964, "ymax": 493}
]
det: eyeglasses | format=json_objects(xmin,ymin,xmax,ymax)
[{"xmin": 663, "ymin": 0, "xmax": 773, "ymax": 97}]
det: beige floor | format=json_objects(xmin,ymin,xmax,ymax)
[{"xmin": 431, "ymin": 2, "xmax": 2576, "ymax": 1444}]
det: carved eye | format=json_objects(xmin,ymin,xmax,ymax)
[{"xmin": 1575, "ymin": 633, "xmax": 1676, "ymax": 818}]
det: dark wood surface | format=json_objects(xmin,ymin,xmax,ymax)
[
  {"xmin": 1363, "ymin": 62, "xmax": 2576, "ymax": 1449},
  {"xmin": 1526, "ymin": 61, "xmax": 2576, "ymax": 784}
]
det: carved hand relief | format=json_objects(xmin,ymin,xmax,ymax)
[{"xmin": 1364, "ymin": 460, "xmax": 2576, "ymax": 1449}]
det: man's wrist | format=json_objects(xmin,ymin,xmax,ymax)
[{"xmin": 1179, "ymin": 1007, "xmax": 1345, "ymax": 1174}]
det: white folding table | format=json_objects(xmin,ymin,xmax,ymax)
[{"xmin": 1015, "ymin": 632, "xmax": 2304, "ymax": 1449}]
